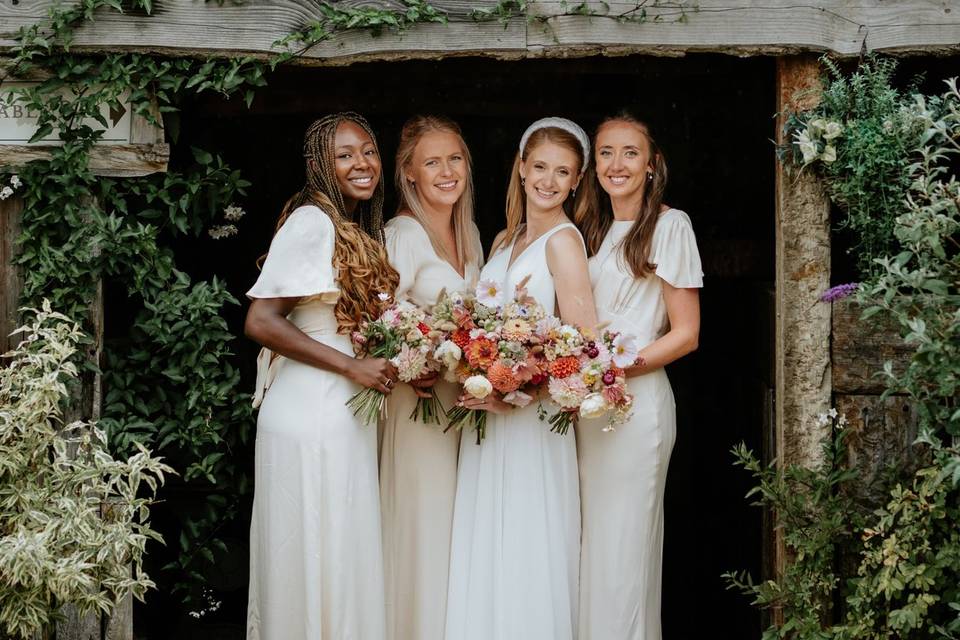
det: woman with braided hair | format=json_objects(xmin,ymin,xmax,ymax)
[{"xmin": 244, "ymin": 112, "xmax": 399, "ymax": 639}]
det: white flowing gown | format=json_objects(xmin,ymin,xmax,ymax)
[
  {"xmin": 246, "ymin": 205, "xmax": 386, "ymax": 640},
  {"xmin": 577, "ymin": 209, "xmax": 703, "ymax": 640},
  {"xmin": 380, "ymin": 215, "xmax": 482, "ymax": 640},
  {"xmin": 445, "ymin": 222, "xmax": 583, "ymax": 640}
]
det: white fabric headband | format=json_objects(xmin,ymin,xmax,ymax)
[{"xmin": 518, "ymin": 117, "xmax": 591, "ymax": 174}]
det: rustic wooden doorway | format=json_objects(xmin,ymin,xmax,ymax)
[{"xmin": 123, "ymin": 53, "xmax": 775, "ymax": 638}]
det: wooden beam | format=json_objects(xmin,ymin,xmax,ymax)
[
  {"xmin": 1, "ymin": 0, "xmax": 958, "ymax": 62},
  {"xmin": 0, "ymin": 143, "xmax": 169, "ymax": 177},
  {"xmin": 775, "ymin": 54, "xmax": 832, "ymax": 471}
]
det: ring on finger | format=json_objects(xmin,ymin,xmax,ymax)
[{"xmin": 385, "ymin": 379, "xmax": 394, "ymax": 388}]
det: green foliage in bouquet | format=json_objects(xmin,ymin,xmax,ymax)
[{"xmin": 0, "ymin": 303, "xmax": 172, "ymax": 639}]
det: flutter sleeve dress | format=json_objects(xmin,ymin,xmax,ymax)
[
  {"xmin": 245, "ymin": 204, "xmax": 386, "ymax": 640},
  {"xmin": 577, "ymin": 208, "xmax": 703, "ymax": 640}
]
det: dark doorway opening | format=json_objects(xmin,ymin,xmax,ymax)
[{"xmin": 129, "ymin": 53, "xmax": 774, "ymax": 639}]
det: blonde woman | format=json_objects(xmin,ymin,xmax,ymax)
[
  {"xmin": 244, "ymin": 113, "xmax": 399, "ymax": 640},
  {"xmin": 445, "ymin": 117, "xmax": 598, "ymax": 640},
  {"xmin": 380, "ymin": 115, "xmax": 482, "ymax": 640},
  {"xmin": 576, "ymin": 114, "xmax": 702, "ymax": 640}
]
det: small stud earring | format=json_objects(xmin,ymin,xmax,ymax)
[
  {"xmin": 647, "ymin": 172, "xmax": 654, "ymax": 181},
  {"xmin": 521, "ymin": 177, "xmax": 525, "ymax": 186},
  {"xmin": 571, "ymin": 188, "xmax": 577, "ymax": 198}
]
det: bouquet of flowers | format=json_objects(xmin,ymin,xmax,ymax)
[
  {"xmin": 347, "ymin": 296, "xmax": 445, "ymax": 426},
  {"xmin": 541, "ymin": 325, "xmax": 637, "ymax": 434},
  {"xmin": 430, "ymin": 276, "xmax": 550, "ymax": 444}
]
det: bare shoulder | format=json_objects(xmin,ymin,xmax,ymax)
[{"xmin": 546, "ymin": 226, "xmax": 586, "ymax": 257}]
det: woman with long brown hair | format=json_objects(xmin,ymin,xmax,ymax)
[
  {"xmin": 244, "ymin": 112, "xmax": 399, "ymax": 640},
  {"xmin": 379, "ymin": 115, "xmax": 482, "ymax": 640},
  {"xmin": 576, "ymin": 114, "xmax": 702, "ymax": 640},
  {"xmin": 445, "ymin": 117, "xmax": 598, "ymax": 640}
]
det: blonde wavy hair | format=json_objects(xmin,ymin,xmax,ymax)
[
  {"xmin": 269, "ymin": 112, "xmax": 399, "ymax": 334},
  {"xmin": 497, "ymin": 126, "xmax": 596, "ymax": 253},
  {"xmin": 395, "ymin": 115, "xmax": 479, "ymax": 270}
]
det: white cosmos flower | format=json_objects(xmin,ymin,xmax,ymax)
[
  {"xmin": 377, "ymin": 292, "xmax": 391, "ymax": 302},
  {"xmin": 464, "ymin": 375, "xmax": 493, "ymax": 399},
  {"xmin": 476, "ymin": 279, "xmax": 503, "ymax": 308},
  {"xmin": 579, "ymin": 392, "xmax": 608, "ymax": 419},
  {"xmin": 611, "ymin": 333, "xmax": 639, "ymax": 368}
]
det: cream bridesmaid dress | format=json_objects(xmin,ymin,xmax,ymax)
[
  {"xmin": 380, "ymin": 215, "xmax": 482, "ymax": 640},
  {"xmin": 246, "ymin": 205, "xmax": 386, "ymax": 640},
  {"xmin": 445, "ymin": 222, "xmax": 583, "ymax": 640},
  {"xmin": 577, "ymin": 208, "xmax": 703, "ymax": 640}
]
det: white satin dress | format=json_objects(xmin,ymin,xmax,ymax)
[
  {"xmin": 445, "ymin": 222, "xmax": 583, "ymax": 640},
  {"xmin": 246, "ymin": 205, "xmax": 386, "ymax": 640},
  {"xmin": 577, "ymin": 208, "xmax": 703, "ymax": 640},
  {"xmin": 380, "ymin": 215, "xmax": 482, "ymax": 640}
]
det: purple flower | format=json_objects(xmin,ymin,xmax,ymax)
[{"xmin": 819, "ymin": 282, "xmax": 860, "ymax": 303}]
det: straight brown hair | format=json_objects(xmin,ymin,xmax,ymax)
[{"xmin": 577, "ymin": 113, "xmax": 668, "ymax": 278}]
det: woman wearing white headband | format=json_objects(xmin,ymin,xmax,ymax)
[{"xmin": 445, "ymin": 117, "xmax": 598, "ymax": 640}]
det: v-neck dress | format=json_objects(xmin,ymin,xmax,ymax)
[
  {"xmin": 444, "ymin": 222, "xmax": 583, "ymax": 640},
  {"xmin": 380, "ymin": 215, "xmax": 482, "ymax": 640},
  {"xmin": 577, "ymin": 208, "xmax": 703, "ymax": 640}
]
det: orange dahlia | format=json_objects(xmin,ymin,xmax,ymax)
[
  {"xmin": 465, "ymin": 337, "xmax": 498, "ymax": 369},
  {"xmin": 452, "ymin": 328, "xmax": 471, "ymax": 349},
  {"xmin": 488, "ymin": 360, "xmax": 521, "ymax": 393},
  {"xmin": 549, "ymin": 356, "xmax": 581, "ymax": 379}
]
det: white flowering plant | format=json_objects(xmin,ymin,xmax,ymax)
[
  {"xmin": 784, "ymin": 56, "xmax": 935, "ymax": 277},
  {"xmin": 0, "ymin": 302, "xmax": 172, "ymax": 638}
]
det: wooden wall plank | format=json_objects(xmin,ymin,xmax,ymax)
[
  {"xmin": 831, "ymin": 297, "xmax": 911, "ymax": 395},
  {"xmin": 1, "ymin": 0, "xmax": 957, "ymax": 62},
  {"xmin": 0, "ymin": 194, "xmax": 22, "ymax": 356}
]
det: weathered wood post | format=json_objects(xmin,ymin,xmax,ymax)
[
  {"xmin": 0, "ymin": 70, "xmax": 168, "ymax": 640},
  {"xmin": 772, "ymin": 54, "xmax": 832, "ymax": 598}
]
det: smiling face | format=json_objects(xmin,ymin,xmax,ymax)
[
  {"xmin": 406, "ymin": 130, "xmax": 468, "ymax": 211},
  {"xmin": 519, "ymin": 140, "xmax": 581, "ymax": 214},
  {"xmin": 594, "ymin": 120, "xmax": 655, "ymax": 200},
  {"xmin": 333, "ymin": 120, "xmax": 381, "ymax": 213}
]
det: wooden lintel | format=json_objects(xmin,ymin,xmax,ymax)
[
  {"xmin": 0, "ymin": 143, "xmax": 170, "ymax": 177},
  {"xmin": 1, "ymin": 0, "xmax": 958, "ymax": 63}
]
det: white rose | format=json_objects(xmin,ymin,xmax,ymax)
[
  {"xmin": 435, "ymin": 340, "xmax": 462, "ymax": 370},
  {"xmin": 463, "ymin": 375, "xmax": 493, "ymax": 399},
  {"xmin": 579, "ymin": 393, "xmax": 608, "ymax": 420}
]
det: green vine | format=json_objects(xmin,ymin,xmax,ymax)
[{"xmin": 1, "ymin": 0, "xmax": 694, "ymax": 617}]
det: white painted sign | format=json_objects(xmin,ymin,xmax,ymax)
[{"xmin": 0, "ymin": 82, "xmax": 132, "ymax": 145}]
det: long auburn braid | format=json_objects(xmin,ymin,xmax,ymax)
[{"xmin": 273, "ymin": 112, "xmax": 398, "ymax": 334}]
